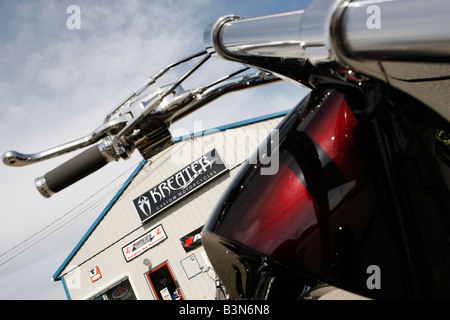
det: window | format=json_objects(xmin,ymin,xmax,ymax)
[
  {"xmin": 146, "ymin": 262, "xmax": 184, "ymax": 300},
  {"xmin": 92, "ymin": 278, "xmax": 137, "ymax": 300}
]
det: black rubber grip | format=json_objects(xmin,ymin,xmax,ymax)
[{"xmin": 43, "ymin": 145, "xmax": 109, "ymax": 194}]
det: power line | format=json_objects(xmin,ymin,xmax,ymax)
[
  {"xmin": 0, "ymin": 186, "xmax": 121, "ymax": 268},
  {"xmin": 0, "ymin": 135, "xmax": 203, "ymax": 268},
  {"xmin": 0, "ymin": 160, "xmax": 141, "ymax": 267}
]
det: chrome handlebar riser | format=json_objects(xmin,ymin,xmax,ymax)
[
  {"xmin": 206, "ymin": 0, "xmax": 344, "ymax": 66},
  {"xmin": 208, "ymin": 0, "xmax": 450, "ymax": 70}
]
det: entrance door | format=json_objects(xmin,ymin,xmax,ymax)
[{"xmin": 146, "ymin": 262, "xmax": 184, "ymax": 300}]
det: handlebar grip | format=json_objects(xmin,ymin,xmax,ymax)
[{"xmin": 35, "ymin": 145, "xmax": 109, "ymax": 198}]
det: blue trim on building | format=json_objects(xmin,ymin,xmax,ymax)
[
  {"xmin": 61, "ymin": 276, "xmax": 72, "ymax": 300},
  {"xmin": 52, "ymin": 109, "xmax": 290, "ymax": 282},
  {"xmin": 180, "ymin": 253, "xmax": 202, "ymax": 280},
  {"xmin": 52, "ymin": 160, "xmax": 147, "ymax": 281},
  {"xmin": 173, "ymin": 109, "xmax": 290, "ymax": 142}
]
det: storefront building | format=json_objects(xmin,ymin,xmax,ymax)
[{"xmin": 52, "ymin": 111, "xmax": 287, "ymax": 300}]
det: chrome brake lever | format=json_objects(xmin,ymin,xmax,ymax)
[
  {"xmin": 104, "ymin": 50, "xmax": 209, "ymax": 123},
  {"xmin": 2, "ymin": 118, "xmax": 128, "ymax": 167},
  {"xmin": 110, "ymin": 51, "xmax": 213, "ymax": 158}
]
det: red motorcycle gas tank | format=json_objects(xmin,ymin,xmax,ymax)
[{"xmin": 202, "ymin": 88, "xmax": 407, "ymax": 299}]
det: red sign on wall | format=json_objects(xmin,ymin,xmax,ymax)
[
  {"xmin": 180, "ymin": 226, "xmax": 203, "ymax": 252},
  {"xmin": 89, "ymin": 266, "xmax": 102, "ymax": 283},
  {"xmin": 122, "ymin": 225, "xmax": 167, "ymax": 262}
]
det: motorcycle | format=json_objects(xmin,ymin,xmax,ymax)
[{"xmin": 3, "ymin": 0, "xmax": 450, "ymax": 299}]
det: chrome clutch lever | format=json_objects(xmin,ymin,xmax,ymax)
[
  {"xmin": 110, "ymin": 51, "xmax": 213, "ymax": 158},
  {"xmin": 104, "ymin": 50, "xmax": 209, "ymax": 123},
  {"xmin": 2, "ymin": 117, "xmax": 128, "ymax": 167}
]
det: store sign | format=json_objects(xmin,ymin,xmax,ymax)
[
  {"xmin": 112, "ymin": 286, "xmax": 129, "ymax": 299},
  {"xmin": 180, "ymin": 226, "xmax": 204, "ymax": 252},
  {"xmin": 89, "ymin": 266, "xmax": 102, "ymax": 283},
  {"xmin": 122, "ymin": 225, "xmax": 167, "ymax": 262},
  {"xmin": 133, "ymin": 149, "xmax": 227, "ymax": 223}
]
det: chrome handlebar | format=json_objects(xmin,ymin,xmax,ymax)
[
  {"xmin": 3, "ymin": 0, "xmax": 450, "ymax": 198},
  {"xmin": 208, "ymin": 0, "xmax": 450, "ymax": 66},
  {"xmin": 2, "ymin": 50, "xmax": 280, "ymax": 197}
]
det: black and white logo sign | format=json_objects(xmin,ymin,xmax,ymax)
[
  {"xmin": 137, "ymin": 196, "xmax": 151, "ymax": 217},
  {"xmin": 180, "ymin": 226, "xmax": 204, "ymax": 252},
  {"xmin": 133, "ymin": 149, "xmax": 227, "ymax": 223}
]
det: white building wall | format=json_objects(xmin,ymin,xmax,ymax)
[{"xmin": 59, "ymin": 116, "xmax": 283, "ymax": 300}]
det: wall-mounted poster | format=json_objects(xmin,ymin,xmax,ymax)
[{"xmin": 122, "ymin": 225, "xmax": 167, "ymax": 262}]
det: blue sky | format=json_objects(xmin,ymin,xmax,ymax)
[{"xmin": 0, "ymin": 0, "xmax": 311, "ymax": 299}]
